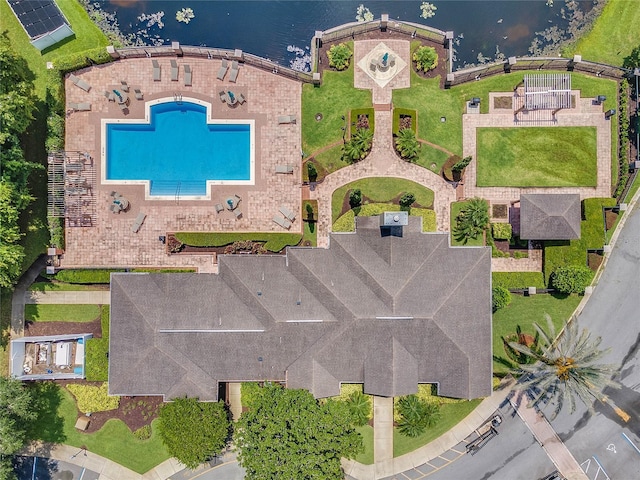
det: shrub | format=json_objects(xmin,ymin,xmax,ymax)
[
  {"xmin": 551, "ymin": 265, "xmax": 593, "ymax": 294},
  {"xmin": 392, "ymin": 108, "xmax": 417, "ymax": 135},
  {"xmin": 67, "ymin": 382, "xmax": 120, "ymax": 413},
  {"xmin": 48, "ymin": 216, "xmax": 65, "ymax": 249},
  {"xmin": 396, "ymin": 395, "xmax": 441, "ymax": 438},
  {"xmin": 327, "ymin": 43, "xmax": 353, "ymax": 71},
  {"xmin": 306, "ymin": 161, "xmax": 318, "ymax": 182},
  {"xmin": 345, "ymin": 391, "xmax": 372, "ymax": 426},
  {"xmin": 492, "ymin": 272, "xmax": 546, "ymax": 289},
  {"xmin": 452, "ymin": 155, "xmax": 472, "ymax": 173},
  {"xmin": 399, "ymin": 192, "xmax": 416, "ymax": 208},
  {"xmin": 492, "ymin": 223, "xmax": 512, "ymax": 241},
  {"xmin": 133, "ymin": 425, "xmax": 152, "ymax": 440},
  {"xmin": 174, "ymin": 233, "xmax": 302, "ymax": 252},
  {"xmin": 454, "ymin": 198, "xmax": 489, "ymax": 244},
  {"xmin": 45, "ymin": 112, "xmax": 65, "ymax": 152},
  {"xmin": 343, "ymin": 128, "xmax": 373, "ymax": 163},
  {"xmin": 53, "ymin": 47, "xmax": 113, "ymax": 73},
  {"xmin": 492, "ymin": 286, "xmax": 512, "ymax": 311},
  {"xmin": 412, "ymin": 46, "xmax": 438, "ymax": 72},
  {"xmin": 349, "ymin": 189, "xmax": 362, "ymax": 208}
]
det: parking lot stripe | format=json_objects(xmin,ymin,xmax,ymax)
[{"xmin": 622, "ymin": 432, "xmax": 640, "ymax": 455}]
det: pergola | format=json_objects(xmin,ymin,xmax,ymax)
[
  {"xmin": 524, "ymin": 73, "xmax": 572, "ymax": 110},
  {"xmin": 47, "ymin": 151, "xmax": 96, "ymax": 227}
]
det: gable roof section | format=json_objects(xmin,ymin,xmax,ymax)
[
  {"xmin": 520, "ymin": 194, "xmax": 581, "ymax": 240},
  {"xmin": 109, "ymin": 215, "xmax": 492, "ymax": 401}
]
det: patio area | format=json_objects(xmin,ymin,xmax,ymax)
[{"xmin": 62, "ymin": 57, "xmax": 303, "ymax": 270}]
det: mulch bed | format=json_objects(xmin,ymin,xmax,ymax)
[
  {"xmin": 494, "ymin": 240, "xmax": 510, "ymax": 253},
  {"xmin": 317, "ymin": 29, "xmax": 448, "ymax": 87},
  {"xmin": 61, "ymin": 379, "xmax": 164, "ymax": 434},
  {"xmin": 605, "ymin": 210, "xmax": 618, "ymax": 230},
  {"xmin": 588, "ymin": 252, "xmax": 604, "ymax": 271},
  {"xmin": 492, "ymin": 204, "xmax": 508, "ymax": 219},
  {"xmin": 24, "ymin": 318, "xmax": 102, "ymax": 338},
  {"xmin": 493, "ymin": 96, "xmax": 513, "ymax": 109}
]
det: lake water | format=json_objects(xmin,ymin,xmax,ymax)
[{"xmin": 101, "ymin": 0, "xmax": 591, "ymax": 68}]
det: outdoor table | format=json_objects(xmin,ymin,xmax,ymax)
[
  {"xmin": 227, "ymin": 91, "xmax": 237, "ymax": 106},
  {"xmin": 113, "ymin": 90, "xmax": 129, "ymax": 105},
  {"xmin": 226, "ymin": 197, "xmax": 237, "ymax": 210}
]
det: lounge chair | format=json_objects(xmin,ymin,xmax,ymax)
[
  {"xmin": 229, "ymin": 60, "xmax": 239, "ymax": 83},
  {"xmin": 67, "ymin": 177, "xmax": 87, "ymax": 186},
  {"xmin": 134, "ymin": 88, "xmax": 143, "ymax": 100},
  {"xmin": 170, "ymin": 60, "xmax": 179, "ymax": 81},
  {"xmin": 65, "ymin": 163, "xmax": 83, "ymax": 172},
  {"xmin": 70, "ymin": 74, "xmax": 91, "ymax": 92},
  {"xmin": 217, "ymin": 59, "xmax": 229, "ymax": 80},
  {"xmin": 66, "ymin": 187, "xmax": 89, "ymax": 196},
  {"xmin": 219, "ymin": 90, "xmax": 227, "ymax": 103},
  {"xmin": 184, "ymin": 65, "xmax": 192, "ymax": 86},
  {"xmin": 215, "ymin": 203, "xmax": 224, "ymax": 213},
  {"xmin": 110, "ymin": 204, "xmax": 120, "ymax": 214},
  {"xmin": 68, "ymin": 102, "xmax": 91, "ymax": 111},
  {"xmin": 279, "ymin": 205, "xmax": 296, "ymax": 222},
  {"xmin": 233, "ymin": 209, "xmax": 243, "ymax": 219},
  {"xmin": 273, "ymin": 215, "xmax": 292, "ymax": 230},
  {"xmin": 131, "ymin": 213, "xmax": 147, "ymax": 233},
  {"xmin": 120, "ymin": 80, "xmax": 129, "ymax": 92},
  {"xmin": 278, "ymin": 115, "xmax": 296, "ymax": 124},
  {"xmin": 152, "ymin": 60, "xmax": 161, "ymax": 81},
  {"xmin": 104, "ymin": 91, "xmax": 116, "ymax": 101},
  {"xmin": 275, "ymin": 164, "xmax": 294, "ymax": 174},
  {"xmin": 237, "ymin": 93, "xmax": 246, "ymax": 105}
]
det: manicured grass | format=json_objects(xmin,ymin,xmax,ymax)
[
  {"xmin": 303, "ymin": 144, "xmax": 351, "ymax": 182},
  {"xmin": 26, "ymin": 383, "xmax": 169, "ymax": 473},
  {"xmin": 393, "ymin": 399, "xmax": 482, "ymax": 457},
  {"xmin": 86, "ymin": 306, "xmax": 109, "ymax": 381},
  {"xmin": 175, "ymin": 232, "xmax": 303, "ymax": 252},
  {"xmin": 568, "ymin": 0, "xmax": 640, "ymax": 66},
  {"xmin": 476, "ymin": 127, "xmax": 597, "ymax": 187},
  {"xmin": 331, "ymin": 178, "xmax": 434, "ymax": 222},
  {"xmin": 301, "ymin": 200, "xmax": 318, "ymax": 247},
  {"xmin": 492, "ymin": 272, "xmax": 546, "ymax": 290},
  {"xmin": 415, "ymin": 144, "xmax": 451, "ymax": 174},
  {"xmin": 333, "ymin": 204, "xmax": 436, "ymax": 233},
  {"xmin": 450, "ymin": 201, "xmax": 484, "ymax": 247},
  {"xmin": 355, "ymin": 425, "xmax": 374, "ymax": 465},
  {"xmin": 25, "ymin": 304, "xmax": 101, "ymax": 323},
  {"xmin": 492, "ymin": 294, "xmax": 582, "ymax": 375},
  {"xmin": 302, "ymin": 51, "xmax": 372, "ymax": 154},
  {"xmin": 29, "ymin": 282, "xmax": 107, "ymax": 291},
  {"xmin": 543, "ymin": 198, "xmax": 616, "ymax": 283}
]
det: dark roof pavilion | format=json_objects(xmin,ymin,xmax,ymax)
[{"xmin": 520, "ymin": 194, "xmax": 581, "ymax": 240}]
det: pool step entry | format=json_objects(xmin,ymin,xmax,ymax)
[{"xmin": 173, "ymin": 92, "xmax": 183, "ymax": 104}]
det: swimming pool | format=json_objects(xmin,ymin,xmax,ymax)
[{"xmin": 102, "ymin": 99, "xmax": 254, "ymax": 199}]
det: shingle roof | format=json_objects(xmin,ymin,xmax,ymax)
[
  {"xmin": 520, "ymin": 194, "xmax": 581, "ymax": 240},
  {"xmin": 109, "ymin": 216, "xmax": 492, "ymax": 400}
]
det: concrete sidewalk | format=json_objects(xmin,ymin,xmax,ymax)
[
  {"xmin": 510, "ymin": 391, "xmax": 588, "ymax": 480},
  {"xmin": 24, "ymin": 289, "xmax": 110, "ymax": 304},
  {"xmin": 343, "ymin": 379, "xmax": 515, "ymax": 479}
]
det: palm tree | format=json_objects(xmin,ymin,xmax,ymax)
[
  {"xmin": 397, "ymin": 395, "xmax": 441, "ymax": 437},
  {"xmin": 454, "ymin": 197, "xmax": 489, "ymax": 243},
  {"xmin": 342, "ymin": 128, "xmax": 373, "ymax": 163},
  {"xmin": 345, "ymin": 391, "xmax": 371, "ymax": 427},
  {"xmin": 395, "ymin": 128, "xmax": 420, "ymax": 161},
  {"xmin": 509, "ymin": 315, "xmax": 619, "ymax": 420}
]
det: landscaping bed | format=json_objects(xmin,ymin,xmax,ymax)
[{"xmin": 24, "ymin": 317, "xmax": 102, "ymax": 338}]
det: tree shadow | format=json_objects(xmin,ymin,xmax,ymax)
[{"xmin": 25, "ymin": 382, "xmax": 66, "ymax": 444}]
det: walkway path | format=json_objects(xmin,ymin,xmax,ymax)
[
  {"xmin": 25, "ymin": 290, "xmax": 110, "ymax": 304},
  {"xmin": 510, "ymin": 391, "xmax": 588, "ymax": 480},
  {"xmin": 11, "ymin": 255, "xmax": 47, "ymax": 337}
]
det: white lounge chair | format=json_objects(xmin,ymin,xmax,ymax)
[
  {"xmin": 134, "ymin": 88, "xmax": 143, "ymax": 100},
  {"xmin": 104, "ymin": 91, "xmax": 116, "ymax": 101},
  {"xmin": 131, "ymin": 213, "xmax": 147, "ymax": 233},
  {"xmin": 233, "ymin": 209, "xmax": 243, "ymax": 219},
  {"xmin": 229, "ymin": 60, "xmax": 239, "ymax": 83},
  {"xmin": 215, "ymin": 203, "xmax": 224, "ymax": 214},
  {"xmin": 278, "ymin": 115, "xmax": 296, "ymax": 124},
  {"xmin": 275, "ymin": 165, "xmax": 294, "ymax": 174},
  {"xmin": 170, "ymin": 60, "xmax": 179, "ymax": 81},
  {"xmin": 120, "ymin": 80, "xmax": 129, "ymax": 92},
  {"xmin": 217, "ymin": 59, "xmax": 229, "ymax": 80},
  {"xmin": 152, "ymin": 60, "xmax": 161, "ymax": 81},
  {"xmin": 70, "ymin": 74, "xmax": 91, "ymax": 92},
  {"xmin": 237, "ymin": 93, "xmax": 246, "ymax": 105},
  {"xmin": 184, "ymin": 65, "xmax": 192, "ymax": 86},
  {"xmin": 68, "ymin": 102, "xmax": 91, "ymax": 111},
  {"xmin": 273, "ymin": 215, "xmax": 292, "ymax": 230},
  {"xmin": 279, "ymin": 206, "xmax": 296, "ymax": 222}
]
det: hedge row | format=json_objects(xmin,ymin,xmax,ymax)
[
  {"xmin": 175, "ymin": 232, "xmax": 303, "ymax": 252},
  {"xmin": 51, "ymin": 269, "xmax": 125, "ymax": 284},
  {"xmin": 492, "ymin": 272, "xmax": 546, "ymax": 289},
  {"xmin": 614, "ymin": 79, "xmax": 630, "ymax": 198},
  {"xmin": 332, "ymin": 204, "xmax": 436, "ymax": 232},
  {"xmin": 54, "ymin": 47, "xmax": 113, "ymax": 74}
]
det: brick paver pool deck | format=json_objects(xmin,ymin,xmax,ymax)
[{"xmin": 63, "ymin": 57, "xmax": 303, "ymax": 270}]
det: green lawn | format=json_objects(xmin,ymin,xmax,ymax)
[
  {"xmin": 568, "ymin": 0, "xmax": 640, "ymax": 66},
  {"xmin": 303, "ymin": 144, "xmax": 351, "ymax": 182},
  {"xmin": 415, "ymin": 144, "xmax": 451, "ymax": 174},
  {"xmin": 355, "ymin": 425, "xmax": 374, "ymax": 464},
  {"xmin": 333, "ymin": 204, "xmax": 436, "ymax": 233},
  {"xmin": 26, "ymin": 383, "xmax": 169, "ymax": 474},
  {"xmin": 476, "ymin": 127, "xmax": 597, "ymax": 187},
  {"xmin": 492, "ymin": 294, "xmax": 582, "ymax": 375},
  {"xmin": 331, "ymin": 178, "xmax": 434, "ymax": 222},
  {"xmin": 25, "ymin": 304, "xmax": 101, "ymax": 323},
  {"xmin": 450, "ymin": 201, "xmax": 484, "ymax": 247},
  {"xmin": 393, "ymin": 399, "xmax": 482, "ymax": 457},
  {"xmin": 302, "ymin": 50, "xmax": 372, "ymax": 154}
]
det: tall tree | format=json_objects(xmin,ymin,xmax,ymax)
[
  {"xmin": 454, "ymin": 197, "xmax": 489, "ymax": 243},
  {"xmin": 509, "ymin": 316, "xmax": 619, "ymax": 420},
  {"xmin": 157, "ymin": 397, "xmax": 230, "ymax": 469},
  {"xmin": 235, "ymin": 385, "xmax": 362, "ymax": 479},
  {"xmin": 0, "ymin": 377, "xmax": 37, "ymax": 457}
]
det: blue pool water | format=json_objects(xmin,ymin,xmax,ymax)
[{"xmin": 106, "ymin": 101, "xmax": 251, "ymax": 196}]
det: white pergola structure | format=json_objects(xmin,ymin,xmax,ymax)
[{"xmin": 524, "ymin": 73, "xmax": 572, "ymax": 110}]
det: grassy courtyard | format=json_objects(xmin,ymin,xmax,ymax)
[{"xmin": 476, "ymin": 127, "xmax": 598, "ymax": 187}]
